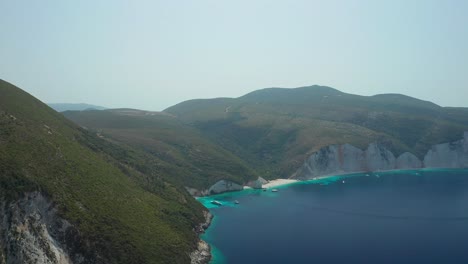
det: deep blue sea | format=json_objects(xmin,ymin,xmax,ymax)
[{"xmin": 198, "ymin": 169, "xmax": 468, "ymax": 264}]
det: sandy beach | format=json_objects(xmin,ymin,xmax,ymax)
[{"xmin": 262, "ymin": 179, "xmax": 299, "ymax": 188}]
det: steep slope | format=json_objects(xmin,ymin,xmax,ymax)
[
  {"xmin": 63, "ymin": 109, "xmax": 258, "ymax": 191},
  {"xmin": 0, "ymin": 79, "xmax": 208, "ymax": 264},
  {"xmin": 165, "ymin": 85, "xmax": 468, "ymax": 179}
]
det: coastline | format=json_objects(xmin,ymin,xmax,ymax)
[
  {"xmin": 261, "ymin": 178, "xmax": 299, "ymax": 188},
  {"xmin": 190, "ymin": 211, "xmax": 214, "ymax": 264},
  {"xmin": 196, "ymin": 168, "xmax": 468, "ymax": 264}
]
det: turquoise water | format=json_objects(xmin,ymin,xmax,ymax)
[{"xmin": 198, "ymin": 169, "xmax": 468, "ymax": 264}]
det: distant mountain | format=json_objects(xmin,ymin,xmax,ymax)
[
  {"xmin": 63, "ymin": 85, "xmax": 468, "ymax": 194},
  {"xmin": 165, "ymin": 85, "xmax": 468, "ymax": 179},
  {"xmin": 0, "ymin": 79, "xmax": 208, "ymax": 263},
  {"xmin": 48, "ymin": 103, "xmax": 107, "ymax": 112}
]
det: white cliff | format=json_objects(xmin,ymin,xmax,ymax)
[
  {"xmin": 207, "ymin": 180, "xmax": 243, "ymax": 194},
  {"xmin": 365, "ymin": 143, "xmax": 396, "ymax": 171},
  {"xmin": 186, "ymin": 180, "xmax": 244, "ymax": 196},
  {"xmin": 247, "ymin": 177, "xmax": 268, "ymax": 189},
  {"xmin": 294, "ymin": 132, "xmax": 468, "ymax": 180},
  {"xmin": 0, "ymin": 192, "xmax": 89, "ymax": 264},
  {"xmin": 424, "ymin": 132, "xmax": 468, "ymax": 168},
  {"xmin": 397, "ymin": 152, "xmax": 422, "ymax": 169}
]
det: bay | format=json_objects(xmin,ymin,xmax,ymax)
[{"xmin": 198, "ymin": 169, "xmax": 468, "ymax": 264}]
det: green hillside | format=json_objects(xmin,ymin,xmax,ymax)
[
  {"xmin": 63, "ymin": 109, "xmax": 258, "ymax": 189},
  {"xmin": 60, "ymin": 85, "xmax": 468, "ymax": 188},
  {"xmin": 165, "ymin": 85, "xmax": 468, "ymax": 179},
  {"xmin": 0, "ymin": 79, "xmax": 206, "ymax": 263}
]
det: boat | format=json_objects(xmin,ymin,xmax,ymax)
[
  {"xmin": 211, "ymin": 200, "xmax": 222, "ymax": 206},
  {"xmin": 262, "ymin": 188, "xmax": 267, "ymax": 192},
  {"xmin": 271, "ymin": 189, "xmax": 278, "ymax": 192},
  {"xmin": 234, "ymin": 200, "xmax": 239, "ymax": 204},
  {"xmin": 342, "ymin": 180, "xmax": 345, "ymax": 183}
]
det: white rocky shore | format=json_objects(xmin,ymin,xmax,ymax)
[
  {"xmin": 190, "ymin": 211, "xmax": 213, "ymax": 264},
  {"xmin": 293, "ymin": 131, "xmax": 468, "ymax": 180},
  {"xmin": 187, "ymin": 132, "xmax": 468, "ymax": 197}
]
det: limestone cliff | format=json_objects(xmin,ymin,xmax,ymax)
[
  {"xmin": 246, "ymin": 177, "xmax": 268, "ymax": 189},
  {"xmin": 186, "ymin": 180, "xmax": 244, "ymax": 196},
  {"xmin": 293, "ymin": 132, "xmax": 468, "ymax": 180},
  {"xmin": 190, "ymin": 211, "xmax": 213, "ymax": 264},
  {"xmin": 424, "ymin": 132, "xmax": 468, "ymax": 168},
  {"xmin": 0, "ymin": 192, "xmax": 94, "ymax": 264}
]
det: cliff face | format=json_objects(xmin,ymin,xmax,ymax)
[
  {"xmin": 0, "ymin": 192, "xmax": 93, "ymax": 264},
  {"xmin": 186, "ymin": 180, "xmax": 245, "ymax": 196},
  {"xmin": 293, "ymin": 132, "xmax": 468, "ymax": 180},
  {"xmin": 189, "ymin": 133, "xmax": 468, "ymax": 195},
  {"xmin": 423, "ymin": 132, "xmax": 468, "ymax": 168}
]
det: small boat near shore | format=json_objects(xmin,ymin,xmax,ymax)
[
  {"xmin": 211, "ymin": 200, "xmax": 222, "ymax": 206},
  {"xmin": 234, "ymin": 200, "xmax": 239, "ymax": 204},
  {"xmin": 271, "ymin": 189, "xmax": 278, "ymax": 192}
]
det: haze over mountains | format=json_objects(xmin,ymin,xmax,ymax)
[
  {"xmin": 65, "ymin": 85, "xmax": 468, "ymax": 194},
  {"xmin": 48, "ymin": 103, "xmax": 107, "ymax": 112},
  {"xmin": 2, "ymin": 79, "xmax": 468, "ymax": 263}
]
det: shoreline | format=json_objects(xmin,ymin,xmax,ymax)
[
  {"xmin": 201, "ymin": 167, "xmax": 468, "ymax": 199},
  {"xmin": 190, "ymin": 211, "xmax": 213, "ymax": 264},
  {"xmin": 261, "ymin": 178, "xmax": 299, "ymax": 188},
  {"xmin": 196, "ymin": 167, "xmax": 468, "ymax": 263}
]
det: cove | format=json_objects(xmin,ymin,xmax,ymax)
[{"xmin": 198, "ymin": 169, "xmax": 468, "ymax": 264}]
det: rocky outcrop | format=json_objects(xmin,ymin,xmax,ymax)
[
  {"xmin": 247, "ymin": 177, "xmax": 268, "ymax": 189},
  {"xmin": 424, "ymin": 132, "xmax": 468, "ymax": 168},
  {"xmin": 190, "ymin": 240, "xmax": 210, "ymax": 264},
  {"xmin": 190, "ymin": 211, "xmax": 213, "ymax": 264},
  {"xmin": 293, "ymin": 142, "xmax": 409, "ymax": 180},
  {"xmin": 294, "ymin": 132, "xmax": 468, "ymax": 180},
  {"xmin": 0, "ymin": 192, "xmax": 93, "ymax": 264},
  {"xmin": 186, "ymin": 180, "xmax": 244, "ymax": 196},
  {"xmin": 365, "ymin": 143, "xmax": 396, "ymax": 171},
  {"xmin": 397, "ymin": 152, "xmax": 422, "ymax": 169},
  {"xmin": 208, "ymin": 180, "xmax": 243, "ymax": 194}
]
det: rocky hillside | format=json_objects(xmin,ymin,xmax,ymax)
[{"xmin": 0, "ymin": 79, "xmax": 209, "ymax": 264}]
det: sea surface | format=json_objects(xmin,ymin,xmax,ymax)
[{"xmin": 198, "ymin": 169, "xmax": 468, "ymax": 264}]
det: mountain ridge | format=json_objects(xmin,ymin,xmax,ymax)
[{"xmin": 64, "ymin": 84, "xmax": 468, "ymax": 195}]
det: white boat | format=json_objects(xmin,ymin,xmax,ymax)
[
  {"xmin": 271, "ymin": 189, "xmax": 278, "ymax": 192},
  {"xmin": 234, "ymin": 200, "xmax": 239, "ymax": 204},
  {"xmin": 211, "ymin": 200, "xmax": 222, "ymax": 206}
]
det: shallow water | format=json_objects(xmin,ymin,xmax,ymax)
[{"xmin": 199, "ymin": 169, "xmax": 468, "ymax": 264}]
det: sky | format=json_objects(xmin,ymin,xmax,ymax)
[{"xmin": 1, "ymin": 0, "xmax": 468, "ymax": 111}]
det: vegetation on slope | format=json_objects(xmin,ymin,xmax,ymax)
[
  {"xmin": 0, "ymin": 79, "xmax": 206, "ymax": 264},
  {"xmin": 60, "ymin": 85, "xmax": 468, "ymax": 188},
  {"xmin": 165, "ymin": 85, "xmax": 468, "ymax": 179},
  {"xmin": 63, "ymin": 109, "xmax": 258, "ymax": 189}
]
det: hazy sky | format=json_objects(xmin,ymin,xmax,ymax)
[{"xmin": 1, "ymin": 0, "xmax": 467, "ymax": 110}]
